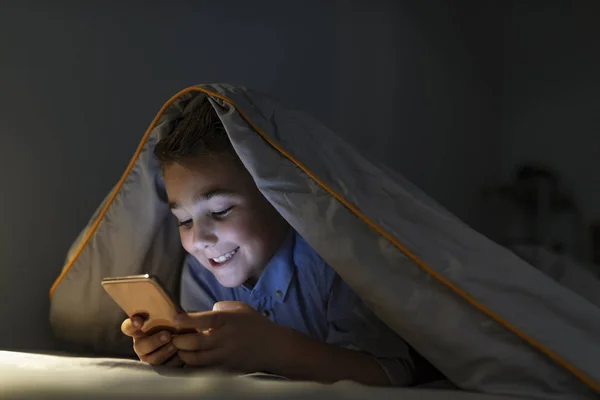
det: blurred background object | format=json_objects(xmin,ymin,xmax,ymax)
[{"xmin": 482, "ymin": 163, "xmax": 583, "ymax": 259}]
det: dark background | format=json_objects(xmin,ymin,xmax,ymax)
[{"xmin": 1, "ymin": 0, "xmax": 598, "ymax": 351}]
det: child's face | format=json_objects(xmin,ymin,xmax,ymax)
[{"xmin": 163, "ymin": 154, "xmax": 289, "ymax": 288}]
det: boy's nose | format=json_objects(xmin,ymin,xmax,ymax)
[{"xmin": 192, "ymin": 226, "xmax": 217, "ymax": 249}]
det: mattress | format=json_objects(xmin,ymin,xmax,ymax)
[{"xmin": 0, "ymin": 350, "xmax": 523, "ymax": 400}]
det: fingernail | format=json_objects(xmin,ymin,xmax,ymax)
[
  {"xmin": 160, "ymin": 333, "xmax": 170, "ymax": 342},
  {"xmin": 132, "ymin": 319, "xmax": 141, "ymax": 328}
]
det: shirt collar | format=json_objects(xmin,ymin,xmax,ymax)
[{"xmin": 244, "ymin": 228, "xmax": 295, "ymax": 303}]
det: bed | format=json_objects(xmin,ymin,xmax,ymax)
[{"xmin": 0, "ymin": 350, "xmax": 523, "ymax": 400}]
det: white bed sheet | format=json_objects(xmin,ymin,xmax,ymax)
[{"xmin": 0, "ymin": 350, "xmax": 523, "ymax": 400}]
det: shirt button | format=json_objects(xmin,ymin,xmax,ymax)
[
  {"xmin": 262, "ymin": 310, "xmax": 270, "ymax": 318},
  {"xmin": 275, "ymin": 290, "xmax": 282, "ymax": 298}
]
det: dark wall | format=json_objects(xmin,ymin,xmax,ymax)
[
  {"xmin": 501, "ymin": 2, "xmax": 600, "ymax": 259},
  {"xmin": 0, "ymin": 0, "xmax": 501, "ymax": 351}
]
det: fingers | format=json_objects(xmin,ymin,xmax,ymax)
[
  {"xmin": 121, "ymin": 316, "xmax": 146, "ymax": 338},
  {"xmin": 178, "ymin": 348, "xmax": 226, "ymax": 367},
  {"xmin": 140, "ymin": 342, "xmax": 178, "ymax": 366},
  {"xmin": 174, "ymin": 310, "xmax": 221, "ymax": 331},
  {"xmin": 131, "ymin": 315, "xmax": 145, "ymax": 329},
  {"xmin": 134, "ymin": 330, "xmax": 172, "ymax": 356},
  {"xmin": 172, "ymin": 331, "xmax": 218, "ymax": 352},
  {"xmin": 212, "ymin": 301, "xmax": 250, "ymax": 311},
  {"xmin": 162, "ymin": 354, "xmax": 185, "ymax": 368}
]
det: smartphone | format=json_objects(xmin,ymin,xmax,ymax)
[{"xmin": 101, "ymin": 274, "xmax": 184, "ymax": 334}]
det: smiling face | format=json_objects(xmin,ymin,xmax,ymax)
[{"xmin": 163, "ymin": 155, "xmax": 289, "ymax": 288}]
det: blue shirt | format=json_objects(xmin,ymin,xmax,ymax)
[{"xmin": 180, "ymin": 230, "xmax": 416, "ymax": 386}]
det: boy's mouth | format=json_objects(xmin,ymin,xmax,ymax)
[{"xmin": 208, "ymin": 247, "xmax": 240, "ymax": 267}]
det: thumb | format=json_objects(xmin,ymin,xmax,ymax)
[{"xmin": 212, "ymin": 301, "xmax": 251, "ymax": 311}]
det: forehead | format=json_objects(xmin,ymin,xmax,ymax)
[{"xmin": 162, "ymin": 155, "xmax": 253, "ymax": 203}]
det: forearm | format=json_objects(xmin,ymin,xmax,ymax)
[{"xmin": 265, "ymin": 326, "xmax": 390, "ymax": 386}]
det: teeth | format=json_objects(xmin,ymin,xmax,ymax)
[{"xmin": 211, "ymin": 248, "xmax": 238, "ymax": 264}]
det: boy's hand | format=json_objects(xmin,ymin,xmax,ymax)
[
  {"xmin": 172, "ymin": 302, "xmax": 390, "ymax": 385},
  {"xmin": 121, "ymin": 316, "xmax": 184, "ymax": 367},
  {"xmin": 171, "ymin": 301, "xmax": 281, "ymax": 373}
]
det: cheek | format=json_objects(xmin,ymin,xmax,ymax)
[
  {"xmin": 179, "ymin": 229, "xmax": 195, "ymax": 253},
  {"xmin": 217, "ymin": 214, "xmax": 258, "ymax": 244},
  {"xmin": 228, "ymin": 213, "xmax": 279, "ymax": 258}
]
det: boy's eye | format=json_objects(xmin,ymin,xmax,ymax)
[
  {"xmin": 177, "ymin": 219, "xmax": 193, "ymax": 228},
  {"xmin": 211, "ymin": 207, "xmax": 233, "ymax": 219}
]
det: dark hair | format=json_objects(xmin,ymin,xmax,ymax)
[{"xmin": 153, "ymin": 99, "xmax": 237, "ymax": 168}]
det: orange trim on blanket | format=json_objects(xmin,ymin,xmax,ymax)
[
  {"xmin": 48, "ymin": 87, "xmax": 198, "ymax": 298},
  {"xmin": 49, "ymin": 86, "xmax": 599, "ymax": 393}
]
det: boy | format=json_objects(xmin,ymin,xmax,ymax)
[{"xmin": 120, "ymin": 99, "xmax": 417, "ymax": 386}]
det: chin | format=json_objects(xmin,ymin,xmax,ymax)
[{"xmin": 214, "ymin": 274, "xmax": 248, "ymax": 288}]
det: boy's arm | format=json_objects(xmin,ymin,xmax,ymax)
[
  {"xmin": 173, "ymin": 302, "xmax": 400, "ymax": 386},
  {"xmin": 266, "ymin": 324, "xmax": 390, "ymax": 386},
  {"xmin": 320, "ymin": 273, "xmax": 418, "ymax": 386}
]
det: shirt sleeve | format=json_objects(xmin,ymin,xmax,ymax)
[
  {"xmin": 324, "ymin": 270, "xmax": 417, "ymax": 386},
  {"xmin": 179, "ymin": 254, "xmax": 218, "ymax": 313}
]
